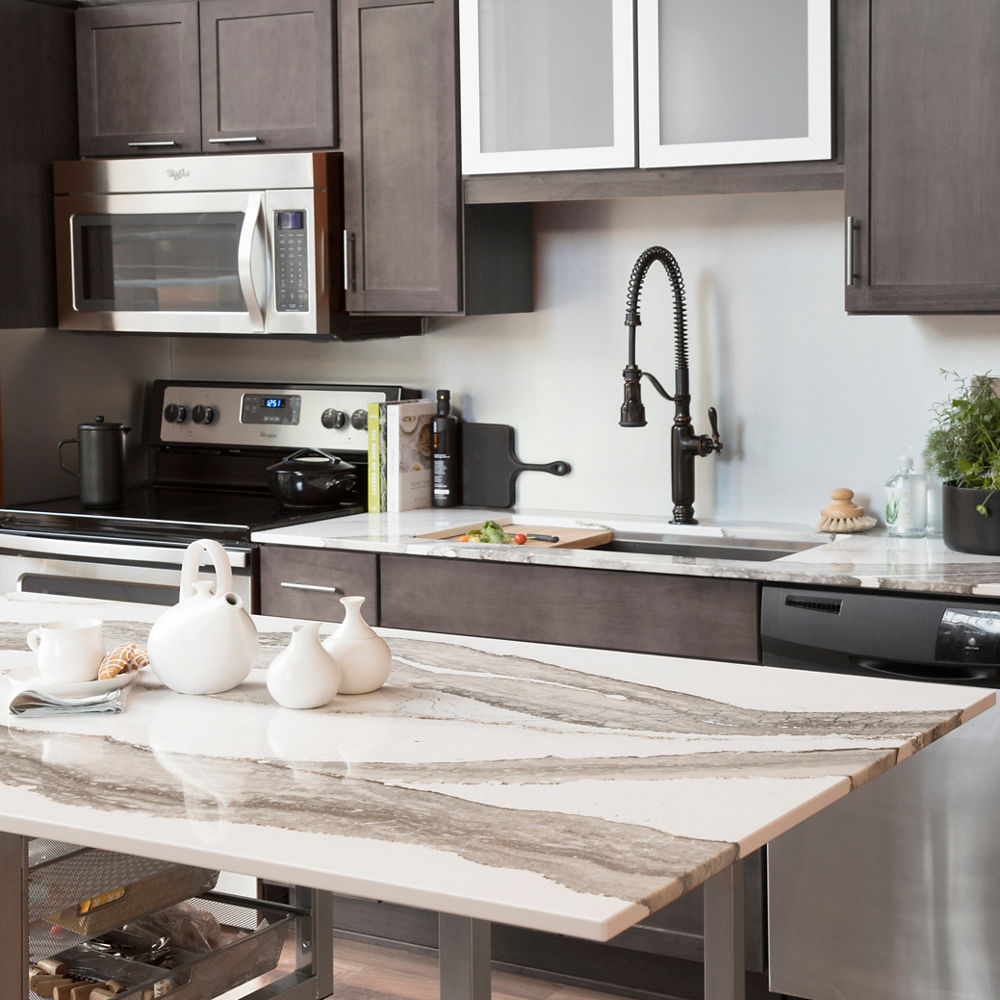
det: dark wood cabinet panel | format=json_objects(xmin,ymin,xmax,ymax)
[
  {"xmin": 845, "ymin": 0, "xmax": 1000, "ymax": 313},
  {"xmin": 200, "ymin": 0, "xmax": 336, "ymax": 152},
  {"xmin": 259, "ymin": 546, "xmax": 377, "ymax": 623},
  {"xmin": 0, "ymin": 0, "xmax": 78, "ymax": 329},
  {"xmin": 380, "ymin": 555, "xmax": 760, "ymax": 663},
  {"xmin": 76, "ymin": 2, "xmax": 201, "ymax": 157},
  {"xmin": 339, "ymin": 0, "xmax": 462, "ymax": 314}
]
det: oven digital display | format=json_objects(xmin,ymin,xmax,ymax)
[{"xmin": 241, "ymin": 393, "xmax": 301, "ymax": 425}]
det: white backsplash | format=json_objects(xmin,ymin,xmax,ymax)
[{"xmin": 5, "ymin": 188, "xmax": 1000, "ymax": 525}]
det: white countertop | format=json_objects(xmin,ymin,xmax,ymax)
[
  {"xmin": 0, "ymin": 594, "xmax": 992, "ymax": 941},
  {"xmin": 251, "ymin": 507, "xmax": 1000, "ymax": 597}
]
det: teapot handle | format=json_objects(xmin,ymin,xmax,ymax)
[{"xmin": 179, "ymin": 538, "xmax": 234, "ymax": 601}]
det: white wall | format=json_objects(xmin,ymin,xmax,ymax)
[{"xmin": 7, "ymin": 188, "xmax": 1000, "ymax": 526}]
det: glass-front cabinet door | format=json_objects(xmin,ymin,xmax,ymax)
[
  {"xmin": 636, "ymin": 0, "xmax": 832, "ymax": 168},
  {"xmin": 459, "ymin": 0, "xmax": 635, "ymax": 174}
]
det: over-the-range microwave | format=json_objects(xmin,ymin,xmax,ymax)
[{"xmin": 54, "ymin": 152, "xmax": 347, "ymax": 336}]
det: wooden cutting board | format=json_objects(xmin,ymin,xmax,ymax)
[{"xmin": 416, "ymin": 520, "xmax": 612, "ymax": 549}]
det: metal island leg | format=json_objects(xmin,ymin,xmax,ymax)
[
  {"xmin": 0, "ymin": 832, "xmax": 27, "ymax": 999},
  {"xmin": 703, "ymin": 858, "xmax": 746, "ymax": 1000},
  {"xmin": 439, "ymin": 913, "xmax": 491, "ymax": 1000}
]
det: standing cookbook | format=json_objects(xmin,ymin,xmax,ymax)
[{"xmin": 367, "ymin": 400, "xmax": 436, "ymax": 512}]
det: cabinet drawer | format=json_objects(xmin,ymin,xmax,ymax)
[
  {"xmin": 381, "ymin": 555, "xmax": 759, "ymax": 662},
  {"xmin": 35, "ymin": 892, "xmax": 290, "ymax": 1000},
  {"xmin": 259, "ymin": 546, "xmax": 377, "ymax": 622},
  {"xmin": 28, "ymin": 841, "xmax": 218, "ymax": 961}
]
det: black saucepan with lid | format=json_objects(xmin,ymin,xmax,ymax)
[{"xmin": 265, "ymin": 448, "xmax": 361, "ymax": 508}]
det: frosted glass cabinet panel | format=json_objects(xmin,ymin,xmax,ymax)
[
  {"xmin": 459, "ymin": 0, "xmax": 635, "ymax": 174},
  {"xmin": 637, "ymin": 0, "xmax": 832, "ymax": 167}
]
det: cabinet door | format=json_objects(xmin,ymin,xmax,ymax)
[
  {"xmin": 0, "ymin": 0, "xmax": 77, "ymax": 329},
  {"xmin": 459, "ymin": 0, "xmax": 635, "ymax": 175},
  {"xmin": 845, "ymin": 0, "xmax": 1000, "ymax": 313},
  {"xmin": 381, "ymin": 555, "xmax": 759, "ymax": 662},
  {"xmin": 200, "ymin": 0, "xmax": 336, "ymax": 152},
  {"xmin": 339, "ymin": 0, "xmax": 462, "ymax": 314},
  {"xmin": 637, "ymin": 0, "xmax": 832, "ymax": 168},
  {"xmin": 259, "ymin": 546, "xmax": 378, "ymax": 622},
  {"xmin": 76, "ymin": 2, "xmax": 201, "ymax": 157}
]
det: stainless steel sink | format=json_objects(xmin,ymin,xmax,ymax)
[{"xmin": 594, "ymin": 532, "xmax": 821, "ymax": 562}]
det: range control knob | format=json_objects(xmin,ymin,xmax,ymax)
[
  {"xmin": 192, "ymin": 405, "xmax": 216, "ymax": 425},
  {"xmin": 322, "ymin": 407, "xmax": 347, "ymax": 429},
  {"xmin": 350, "ymin": 408, "xmax": 368, "ymax": 430},
  {"xmin": 164, "ymin": 404, "xmax": 188, "ymax": 424}
]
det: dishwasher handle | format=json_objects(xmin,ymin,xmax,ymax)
[{"xmin": 852, "ymin": 656, "xmax": 999, "ymax": 684}]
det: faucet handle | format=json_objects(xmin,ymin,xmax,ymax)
[{"xmin": 706, "ymin": 406, "xmax": 723, "ymax": 454}]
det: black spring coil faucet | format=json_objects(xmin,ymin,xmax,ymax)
[{"xmin": 620, "ymin": 246, "xmax": 722, "ymax": 525}]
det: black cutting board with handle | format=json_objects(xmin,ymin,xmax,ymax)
[{"xmin": 460, "ymin": 423, "xmax": 571, "ymax": 508}]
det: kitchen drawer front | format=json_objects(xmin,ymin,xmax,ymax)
[
  {"xmin": 380, "ymin": 556, "xmax": 759, "ymax": 662},
  {"xmin": 259, "ymin": 546, "xmax": 378, "ymax": 623},
  {"xmin": 34, "ymin": 892, "xmax": 290, "ymax": 999}
]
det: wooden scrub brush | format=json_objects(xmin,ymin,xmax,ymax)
[{"xmin": 815, "ymin": 488, "xmax": 878, "ymax": 533}]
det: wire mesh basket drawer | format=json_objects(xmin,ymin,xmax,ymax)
[
  {"xmin": 29, "ymin": 840, "xmax": 218, "ymax": 951},
  {"xmin": 31, "ymin": 894, "xmax": 291, "ymax": 1000}
]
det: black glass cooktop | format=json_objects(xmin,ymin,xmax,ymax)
[{"xmin": 0, "ymin": 486, "xmax": 363, "ymax": 546}]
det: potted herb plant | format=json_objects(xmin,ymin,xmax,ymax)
[{"xmin": 925, "ymin": 372, "xmax": 1000, "ymax": 554}]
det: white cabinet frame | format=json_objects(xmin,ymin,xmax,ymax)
[
  {"xmin": 636, "ymin": 0, "xmax": 832, "ymax": 168},
  {"xmin": 459, "ymin": 0, "xmax": 636, "ymax": 175}
]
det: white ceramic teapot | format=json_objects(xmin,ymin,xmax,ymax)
[{"xmin": 147, "ymin": 538, "xmax": 258, "ymax": 695}]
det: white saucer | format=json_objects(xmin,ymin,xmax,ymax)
[{"xmin": 2, "ymin": 664, "xmax": 140, "ymax": 699}]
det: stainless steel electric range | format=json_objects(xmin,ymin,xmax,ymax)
[{"xmin": 0, "ymin": 380, "xmax": 417, "ymax": 611}]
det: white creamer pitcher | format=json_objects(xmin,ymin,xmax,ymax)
[{"xmin": 147, "ymin": 538, "xmax": 258, "ymax": 695}]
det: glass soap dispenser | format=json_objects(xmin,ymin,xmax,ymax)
[{"xmin": 885, "ymin": 449, "xmax": 927, "ymax": 537}]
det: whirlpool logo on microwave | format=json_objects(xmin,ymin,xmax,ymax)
[
  {"xmin": 260, "ymin": 431, "xmax": 278, "ymax": 440},
  {"xmin": 166, "ymin": 168, "xmax": 191, "ymax": 182}
]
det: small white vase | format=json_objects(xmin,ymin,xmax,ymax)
[
  {"xmin": 267, "ymin": 621, "xmax": 341, "ymax": 709},
  {"xmin": 322, "ymin": 596, "xmax": 392, "ymax": 694}
]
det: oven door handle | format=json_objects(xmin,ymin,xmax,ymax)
[{"xmin": 238, "ymin": 192, "xmax": 266, "ymax": 332}]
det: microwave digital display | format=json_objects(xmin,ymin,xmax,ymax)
[
  {"xmin": 276, "ymin": 211, "xmax": 304, "ymax": 230},
  {"xmin": 241, "ymin": 393, "xmax": 301, "ymax": 425}
]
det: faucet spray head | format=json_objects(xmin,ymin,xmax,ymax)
[{"xmin": 620, "ymin": 365, "xmax": 647, "ymax": 427}]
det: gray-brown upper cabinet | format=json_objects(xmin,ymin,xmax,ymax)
[
  {"xmin": 339, "ymin": 0, "xmax": 532, "ymax": 316},
  {"xmin": 0, "ymin": 0, "xmax": 78, "ymax": 329},
  {"xmin": 460, "ymin": 0, "xmax": 832, "ymax": 176},
  {"xmin": 76, "ymin": 0, "xmax": 335, "ymax": 158},
  {"xmin": 200, "ymin": 0, "xmax": 336, "ymax": 153},
  {"xmin": 76, "ymin": 2, "xmax": 202, "ymax": 157},
  {"xmin": 845, "ymin": 0, "xmax": 1000, "ymax": 313}
]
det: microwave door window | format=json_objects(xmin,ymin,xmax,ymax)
[{"xmin": 72, "ymin": 213, "xmax": 245, "ymax": 312}]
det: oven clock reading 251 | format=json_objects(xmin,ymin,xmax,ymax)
[{"xmin": 243, "ymin": 394, "xmax": 301, "ymax": 426}]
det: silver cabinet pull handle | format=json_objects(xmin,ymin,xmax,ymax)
[
  {"xmin": 127, "ymin": 140, "xmax": 179, "ymax": 147},
  {"xmin": 209, "ymin": 136, "xmax": 261, "ymax": 144},
  {"xmin": 845, "ymin": 215, "xmax": 856, "ymax": 287},
  {"xmin": 280, "ymin": 582, "xmax": 344, "ymax": 594}
]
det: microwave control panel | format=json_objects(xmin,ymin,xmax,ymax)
[{"xmin": 274, "ymin": 210, "xmax": 309, "ymax": 312}]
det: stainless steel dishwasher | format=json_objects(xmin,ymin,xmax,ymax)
[{"xmin": 761, "ymin": 584, "xmax": 1000, "ymax": 1000}]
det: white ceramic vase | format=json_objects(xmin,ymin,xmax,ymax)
[
  {"xmin": 267, "ymin": 621, "xmax": 341, "ymax": 709},
  {"xmin": 322, "ymin": 596, "xmax": 392, "ymax": 694}
]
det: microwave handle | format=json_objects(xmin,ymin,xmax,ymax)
[{"xmin": 238, "ymin": 192, "xmax": 265, "ymax": 331}]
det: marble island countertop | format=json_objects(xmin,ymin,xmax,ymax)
[
  {"xmin": 0, "ymin": 594, "xmax": 992, "ymax": 942},
  {"xmin": 252, "ymin": 507, "xmax": 1000, "ymax": 598}
]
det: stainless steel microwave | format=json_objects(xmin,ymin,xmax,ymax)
[{"xmin": 53, "ymin": 152, "xmax": 343, "ymax": 336}]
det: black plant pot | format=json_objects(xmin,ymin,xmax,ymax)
[{"xmin": 942, "ymin": 483, "xmax": 1000, "ymax": 555}]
